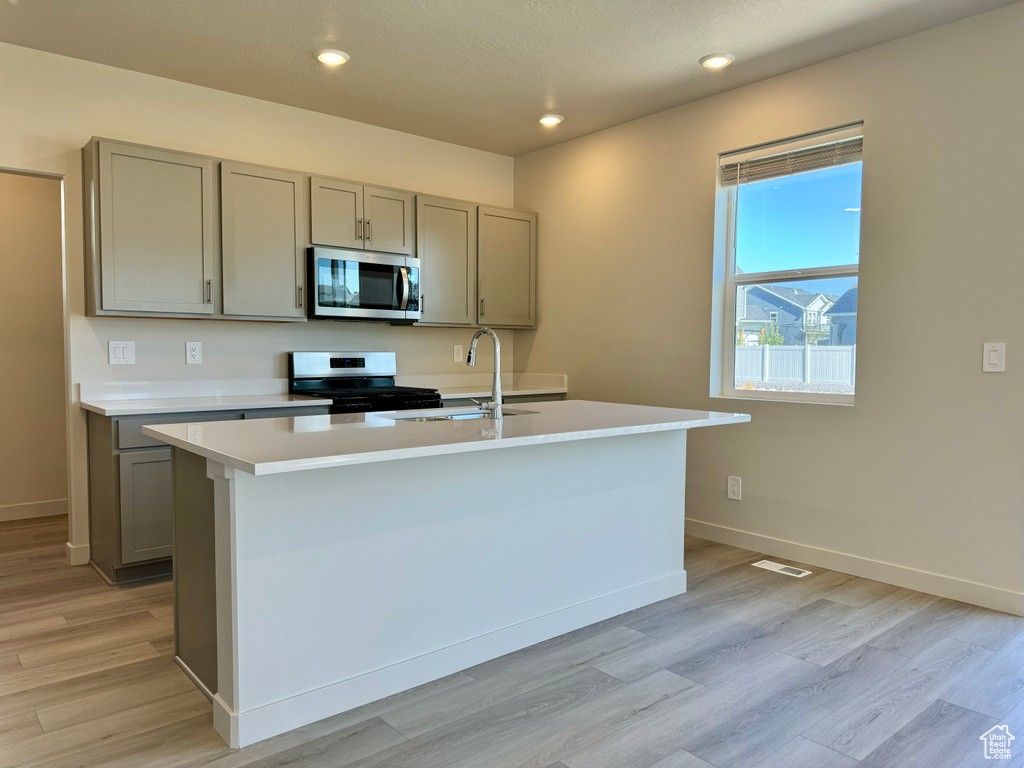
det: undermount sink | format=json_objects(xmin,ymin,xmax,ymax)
[{"xmin": 395, "ymin": 408, "xmax": 538, "ymax": 422}]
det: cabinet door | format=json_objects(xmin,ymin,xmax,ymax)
[
  {"xmin": 310, "ymin": 176, "xmax": 364, "ymax": 249},
  {"xmin": 365, "ymin": 186, "xmax": 414, "ymax": 255},
  {"xmin": 416, "ymin": 196, "xmax": 477, "ymax": 326},
  {"xmin": 119, "ymin": 448, "xmax": 174, "ymax": 564},
  {"xmin": 221, "ymin": 163, "xmax": 306, "ymax": 318},
  {"xmin": 98, "ymin": 142, "xmax": 215, "ymax": 314},
  {"xmin": 478, "ymin": 206, "xmax": 537, "ymax": 328}
]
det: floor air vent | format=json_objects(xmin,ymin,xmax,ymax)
[{"xmin": 752, "ymin": 560, "xmax": 812, "ymax": 578}]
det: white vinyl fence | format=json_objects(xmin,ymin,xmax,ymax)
[{"xmin": 735, "ymin": 345, "xmax": 856, "ymax": 385}]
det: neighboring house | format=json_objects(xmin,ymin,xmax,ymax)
[
  {"xmin": 736, "ymin": 284, "xmax": 836, "ymax": 345},
  {"xmin": 824, "ymin": 284, "xmax": 858, "ymax": 345}
]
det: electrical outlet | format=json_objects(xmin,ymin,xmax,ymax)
[
  {"xmin": 108, "ymin": 341, "xmax": 135, "ymax": 365},
  {"xmin": 454, "ymin": 344, "xmax": 464, "ymax": 363},
  {"xmin": 727, "ymin": 476, "xmax": 742, "ymax": 500},
  {"xmin": 186, "ymin": 341, "xmax": 202, "ymax": 365}
]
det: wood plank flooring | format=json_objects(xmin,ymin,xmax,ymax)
[{"xmin": 1, "ymin": 517, "xmax": 1022, "ymax": 767}]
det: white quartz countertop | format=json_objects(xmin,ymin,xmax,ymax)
[
  {"xmin": 80, "ymin": 394, "xmax": 332, "ymax": 417},
  {"xmin": 143, "ymin": 400, "xmax": 750, "ymax": 476}
]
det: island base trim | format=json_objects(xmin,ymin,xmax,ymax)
[{"xmin": 213, "ymin": 569, "xmax": 687, "ymax": 749}]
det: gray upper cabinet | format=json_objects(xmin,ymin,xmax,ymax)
[
  {"xmin": 311, "ymin": 177, "xmax": 413, "ymax": 256},
  {"xmin": 82, "ymin": 139, "xmax": 537, "ymax": 328},
  {"xmin": 221, "ymin": 163, "xmax": 306, "ymax": 319},
  {"xmin": 92, "ymin": 141, "xmax": 215, "ymax": 315},
  {"xmin": 365, "ymin": 186, "xmax": 414, "ymax": 255},
  {"xmin": 416, "ymin": 196, "xmax": 477, "ymax": 326},
  {"xmin": 119, "ymin": 447, "xmax": 174, "ymax": 564},
  {"xmin": 478, "ymin": 206, "xmax": 537, "ymax": 328},
  {"xmin": 310, "ymin": 176, "xmax": 364, "ymax": 250}
]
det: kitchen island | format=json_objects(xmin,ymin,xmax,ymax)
[{"xmin": 144, "ymin": 400, "xmax": 749, "ymax": 748}]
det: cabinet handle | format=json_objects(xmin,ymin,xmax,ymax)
[
  {"xmin": 205, "ymin": 279, "xmax": 212, "ymax": 303},
  {"xmin": 297, "ymin": 285, "xmax": 303, "ymax": 308},
  {"xmin": 357, "ymin": 218, "xmax": 363, "ymax": 241},
  {"xmin": 366, "ymin": 219, "xmax": 371, "ymax": 243},
  {"xmin": 480, "ymin": 297, "xmax": 485, "ymax": 316}
]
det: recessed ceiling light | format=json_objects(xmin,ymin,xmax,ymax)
[
  {"xmin": 539, "ymin": 114, "xmax": 564, "ymax": 126},
  {"xmin": 316, "ymin": 49, "xmax": 350, "ymax": 66},
  {"xmin": 700, "ymin": 53, "xmax": 735, "ymax": 70}
]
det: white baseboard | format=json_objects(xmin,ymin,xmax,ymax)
[
  {"xmin": 687, "ymin": 518, "xmax": 1024, "ymax": 616},
  {"xmin": 66, "ymin": 541, "xmax": 90, "ymax": 566},
  {"xmin": 213, "ymin": 570, "xmax": 687, "ymax": 749},
  {"xmin": 0, "ymin": 498, "xmax": 67, "ymax": 523}
]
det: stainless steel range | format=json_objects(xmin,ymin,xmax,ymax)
[{"xmin": 288, "ymin": 352, "xmax": 441, "ymax": 414}]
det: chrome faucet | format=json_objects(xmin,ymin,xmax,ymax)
[{"xmin": 466, "ymin": 327, "xmax": 502, "ymax": 419}]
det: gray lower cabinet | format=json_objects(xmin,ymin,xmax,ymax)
[
  {"xmin": 478, "ymin": 206, "xmax": 538, "ymax": 328},
  {"xmin": 416, "ymin": 195, "xmax": 477, "ymax": 326},
  {"xmin": 85, "ymin": 139, "xmax": 216, "ymax": 317},
  {"xmin": 88, "ymin": 405, "xmax": 329, "ymax": 583},
  {"xmin": 241, "ymin": 406, "xmax": 325, "ymax": 419},
  {"xmin": 119, "ymin": 448, "xmax": 174, "ymax": 564},
  {"xmin": 221, "ymin": 162, "xmax": 306, "ymax": 319}
]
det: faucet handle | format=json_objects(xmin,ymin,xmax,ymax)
[{"xmin": 470, "ymin": 398, "xmax": 484, "ymax": 407}]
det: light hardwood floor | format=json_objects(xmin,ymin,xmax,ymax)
[{"xmin": 2, "ymin": 515, "xmax": 1022, "ymax": 768}]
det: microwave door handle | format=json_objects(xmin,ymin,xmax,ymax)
[{"xmin": 398, "ymin": 267, "xmax": 410, "ymax": 310}]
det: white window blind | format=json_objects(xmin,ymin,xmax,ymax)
[{"xmin": 720, "ymin": 135, "xmax": 863, "ymax": 187}]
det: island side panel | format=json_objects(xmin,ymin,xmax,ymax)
[
  {"xmin": 171, "ymin": 447, "xmax": 218, "ymax": 696},
  {"xmin": 218, "ymin": 428, "xmax": 688, "ymax": 748}
]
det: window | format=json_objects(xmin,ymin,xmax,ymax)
[{"xmin": 715, "ymin": 125, "xmax": 862, "ymax": 404}]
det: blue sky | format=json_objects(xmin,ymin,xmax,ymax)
[{"xmin": 736, "ymin": 162, "xmax": 862, "ymax": 277}]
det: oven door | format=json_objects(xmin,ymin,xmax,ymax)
[{"xmin": 309, "ymin": 248, "xmax": 418, "ymax": 321}]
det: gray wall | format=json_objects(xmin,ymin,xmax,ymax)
[
  {"xmin": 0, "ymin": 171, "xmax": 68, "ymax": 521},
  {"xmin": 514, "ymin": 5, "xmax": 1024, "ymax": 608}
]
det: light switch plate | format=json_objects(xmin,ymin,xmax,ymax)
[
  {"xmin": 186, "ymin": 341, "xmax": 202, "ymax": 365},
  {"xmin": 108, "ymin": 341, "xmax": 135, "ymax": 365},
  {"xmin": 983, "ymin": 342, "xmax": 1005, "ymax": 373}
]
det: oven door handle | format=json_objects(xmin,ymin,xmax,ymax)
[{"xmin": 398, "ymin": 267, "xmax": 410, "ymax": 310}]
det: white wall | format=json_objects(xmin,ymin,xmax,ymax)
[
  {"xmin": 0, "ymin": 42, "xmax": 514, "ymax": 558},
  {"xmin": 514, "ymin": 5, "xmax": 1024, "ymax": 611}
]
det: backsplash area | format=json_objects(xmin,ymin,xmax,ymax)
[{"xmin": 71, "ymin": 315, "xmax": 513, "ymax": 392}]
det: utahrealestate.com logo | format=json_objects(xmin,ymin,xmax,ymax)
[{"xmin": 980, "ymin": 725, "xmax": 1014, "ymax": 760}]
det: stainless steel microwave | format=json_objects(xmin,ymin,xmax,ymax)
[{"xmin": 308, "ymin": 247, "xmax": 420, "ymax": 323}]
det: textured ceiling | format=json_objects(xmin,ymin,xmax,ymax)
[{"xmin": 0, "ymin": 0, "xmax": 1014, "ymax": 155}]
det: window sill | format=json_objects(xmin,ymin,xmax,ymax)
[{"xmin": 711, "ymin": 391, "xmax": 855, "ymax": 407}]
